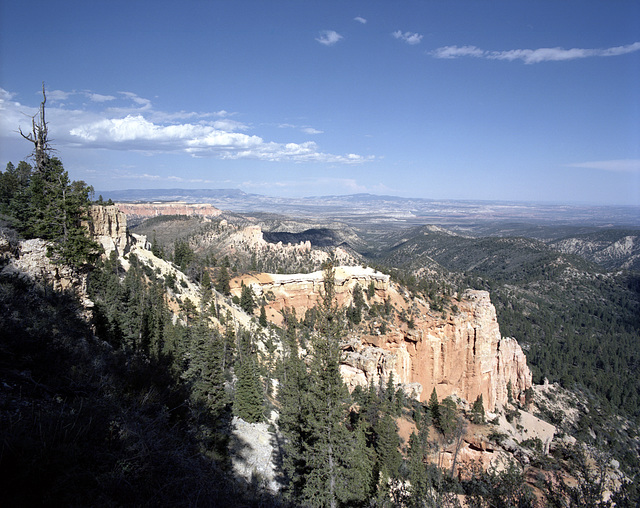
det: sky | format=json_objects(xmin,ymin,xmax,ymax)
[{"xmin": 1, "ymin": 0, "xmax": 639, "ymax": 206}]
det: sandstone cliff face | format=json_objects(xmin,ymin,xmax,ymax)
[
  {"xmin": 235, "ymin": 268, "xmax": 532, "ymax": 410},
  {"xmin": 86, "ymin": 205, "xmax": 129, "ymax": 257}
]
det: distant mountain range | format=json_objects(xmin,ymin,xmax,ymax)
[{"xmin": 100, "ymin": 188, "xmax": 640, "ymax": 230}]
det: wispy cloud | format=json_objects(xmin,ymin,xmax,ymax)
[
  {"xmin": 86, "ymin": 92, "xmax": 116, "ymax": 103},
  {"xmin": 566, "ymin": 159, "xmax": 640, "ymax": 173},
  {"xmin": 46, "ymin": 89, "xmax": 72, "ymax": 102},
  {"xmin": 354, "ymin": 16, "xmax": 367, "ymax": 24},
  {"xmin": 431, "ymin": 42, "xmax": 640, "ymax": 64},
  {"xmin": 392, "ymin": 30, "xmax": 423, "ymax": 45},
  {"xmin": 118, "ymin": 91, "xmax": 152, "ymax": 109},
  {"xmin": 302, "ymin": 127, "xmax": 323, "ymax": 135},
  {"xmin": 431, "ymin": 45, "xmax": 485, "ymax": 59},
  {"xmin": 316, "ymin": 30, "xmax": 343, "ymax": 46}
]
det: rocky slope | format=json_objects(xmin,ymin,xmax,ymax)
[{"xmin": 549, "ymin": 230, "xmax": 640, "ymax": 271}]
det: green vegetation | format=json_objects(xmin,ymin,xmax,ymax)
[
  {"xmin": 1, "ymin": 88, "xmax": 100, "ymax": 267},
  {"xmin": 378, "ymin": 225, "xmax": 640, "ymax": 425}
]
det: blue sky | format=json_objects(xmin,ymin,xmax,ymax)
[{"xmin": 1, "ymin": 0, "xmax": 639, "ymax": 206}]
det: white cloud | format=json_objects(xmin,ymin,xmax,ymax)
[
  {"xmin": 118, "ymin": 91, "xmax": 152, "ymax": 109},
  {"xmin": 316, "ymin": 30, "xmax": 343, "ymax": 46},
  {"xmin": 46, "ymin": 89, "xmax": 71, "ymax": 101},
  {"xmin": 1, "ymin": 86, "xmax": 372, "ymax": 165},
  {"xmin": 566, "ymin": 159, "xmax": 640, "ymax": 173},
  {"xmin": 431, "ymin": 41, "xmax": 640, "ymax": 64},
  {"xmin": 431, "ymin": 45, "xmax": 485, "ymax": 59},
  {"xmin": 86, "ymin": 92, "xmax": 116, "ymax": 102},
  {"xmin": 392, "ymin": 30, "xmax": 423, "ymax": 45},
  {"xmin": 354, "ymin": 16, "xmax": 367, "ymax": 24}
]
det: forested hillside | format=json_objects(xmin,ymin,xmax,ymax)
[{"xmin": 377, "ymin": 226, "xmax": 640, "ymax": 416}]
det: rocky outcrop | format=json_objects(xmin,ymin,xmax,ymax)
[
  {"xmin": 0, "ymin": 229, "xmax": 91, "ymax": 306},
  {"xmin": 236, "ymin": 267, "xmax": 532, "ymax": 410},
  {"xmin": 344, "ymin": 289, "xmax": 531, "ymax": 410},
  {"xmin": 86, "ymin": 205, "xmax": 129, "ymax": 257},
  {"xmin": 231, "ymin": 266, "xmax": 389, "ymax": 325}
]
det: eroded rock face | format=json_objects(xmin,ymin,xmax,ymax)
[
  {"xmin": 86, "ymin": 205, "xmax": 129, "ymax": 257},
  {"xmin": 231, "ymin": 266, "xmax": 389, "ymax": 325},
  {"xmin": 0, "ymin": 232, "xmax": 90, "ymax": 305},
  {"xmin": 345, "ymin": 290, "xmax": 531, "ymax": 410},
  {"xmin": 236, "ymin": 268, "xmax": 532, "ymax": 410}
]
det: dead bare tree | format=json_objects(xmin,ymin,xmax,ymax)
[{"xmin": 20, "ymin": 82, "xmax": 52, "ymax": 171}]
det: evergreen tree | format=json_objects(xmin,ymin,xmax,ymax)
[
  {"xmin": 173, "ymin": 239, "xmax": 194, "ymax": 270},
  {"xmin": 299, "ymin": 262, "xmax": 372, "ymax": 507},
  {"xmin": 471, "ymin": 394, "xmax": 485, "ymax": 424},
  {"xmin": 428, "ymin": 387, "xmax": 440, "ymax": 423},
  {"xmin": 7, "ymin": 86, "xmax": 100, "ymax": 267},
  {"xmin": 183, "ymin": 318, "xmax": 228, "ymax": 420},
  {"xmin": 259, "ymin": 304, "xmax": 268, "ymax": 327},
  {"xmin": 240, "ymin": 283, "xmax": 256, "ymax": 314},
  {"xmin": 234, "ymin": 357, "xmax": 265, "ymax": 423},
  {"xmin": 374, "ymin": 412, "xmax": 402, "ymax": 481},
  {"xmin": 216, "ymin": 265, "xmax": 231, "ymax": 295},
  {"xmin": 278, "ymin": 323, "xmax": 310, "ymax": 502},
  {"xmin": 438, "ymin": 397, "xmax": 458, "ymax": 439}
]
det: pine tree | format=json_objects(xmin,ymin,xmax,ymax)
[
  {"xmin": 216, "ymin": 265, "xmax": 231, "ymax": 295},
  {"xmin": 183, "ymin": 318, "xmax": 228, "ymax": 420},
  {"xmin": 234, "ymin": 358, "xmax": 265, "ymax": 423},
  {"xmin": 438, "ymin": 397, "xmax": 458, "ymax": 439},
  {"xmin": 259, "ymin": 304, "xmax": 268, "ymax": 327},
  {"xmin": 471, "ymin": 394, "xmax": 485, "ymax": 424},
  {"xmin": 278, "ymin": 323, "xmax": 310, "ymax": 502},
  {"xmin": 11, "ymin": 86, "xmax": 100, "ymax": 267},
  {"xmin": 301, "ymin": 262, "xmax": 370, "ymax": 507},
  {"xmin": 428, "ymin": 387, "xmax": 440, "ymax": 424},
  {"xmin": 374, "ymin": 412, "xmax": 402, "ymax": 481},
  {"xmin": 240, "ymin": 283, "xmax": 256, "ymax": 314}
]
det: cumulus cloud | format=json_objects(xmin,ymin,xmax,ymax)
[
  {"xmin": 1, "ymin": 86, "xmax": 371, "ymax": 165},
  {"xmin": 566, "ymin": 159, "xmax": 640, "ymax": 173},
  {"xmin": 431, "ymin": 41, "xmax": 640, "ymax": 64},
  {"xmin": 354, "ymin": 16, "xmax": 367, "ymax": 24},
  {"xmin": 392, "ymin": 30, "xmax": 423, "ymax": 45},
  {"xmin": 316, "ymin": 30, "xmax": 343, "ymax": 46}
]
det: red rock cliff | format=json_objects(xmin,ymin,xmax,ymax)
[{"xmin": 235, "ymin": 267, "xmax": 531, "ymax": 410}]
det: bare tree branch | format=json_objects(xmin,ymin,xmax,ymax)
[{"xmin": 20, "ymin": 82, "xmax": 52, "ymax": 172}]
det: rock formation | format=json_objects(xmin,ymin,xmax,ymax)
[
  {"xmin": 0, "ymin": 228, "xmax": 91, "ymax": 306},
  {"xmin": 233, "ymin": 268, "xmax": 532, "ymax": 410},
  {"xmin": 85, "ymin": 205, "xmax": 129, "ymax": 257},
  {"xmin": 231, "ymin": 266, "xmax": 389, "ymax": 323}
]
